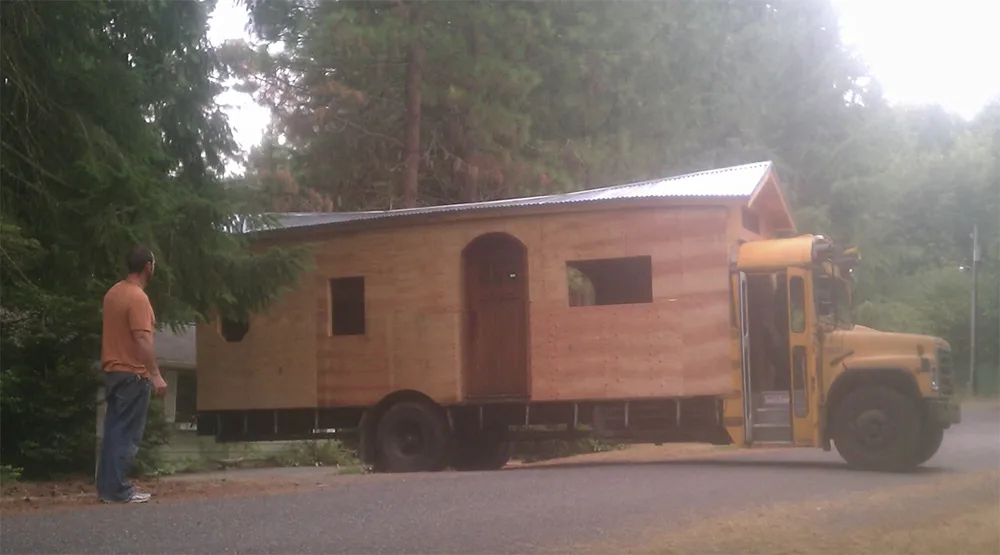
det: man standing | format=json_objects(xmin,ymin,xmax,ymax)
[{"xmin": 97, "ymin": 245, "xmax": 168, "ymax": 503}]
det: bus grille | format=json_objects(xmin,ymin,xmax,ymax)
[{"xmin": 936, "ymin": 348, "xmax": 954, "ymax": 395}]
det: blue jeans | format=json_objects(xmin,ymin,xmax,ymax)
[{"xmin": 96, "ymin": 371, "xmax": 151, "ymax": 501}]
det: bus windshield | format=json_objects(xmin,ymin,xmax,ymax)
[{"xmin": 815, "ymin": 273, "xmax": 853, "ymax": 329}]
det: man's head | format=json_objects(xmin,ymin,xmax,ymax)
[{"xmin": 125, "ymin": 244, "xmax": 156, "ymax": 286}]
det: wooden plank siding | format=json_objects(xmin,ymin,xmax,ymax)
[
  {"xmin": 196, "ymin": 205, "xmax": 735, "ymax": 411},
  {"xmin": 196, "ymin": 272, "xmax": 318, "ymax": 411}
]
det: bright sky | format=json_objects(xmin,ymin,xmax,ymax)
[{"xmin": 207, "ymin": 0, "xmax": 1000, "ymax": 156}]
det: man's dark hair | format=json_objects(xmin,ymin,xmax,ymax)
[{"xmin": 125, "ymin": 245, "xmax": 154, "ymax": 274}]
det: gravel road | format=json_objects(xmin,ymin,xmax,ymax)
[{"xmin": 2, "ymin": 403, "xmax": 997, "ymax": 555}]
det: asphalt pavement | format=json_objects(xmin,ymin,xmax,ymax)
[{"xmin": 2, "ymin": 402, "xmax": 998, "ymax": 555}]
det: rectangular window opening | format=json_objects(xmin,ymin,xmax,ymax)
[
  {"xmin": 791, "ymin": 346, "xmax": 809, "ymax": 418},
  {"xmin": 789, "ymin": 276, "xmax": 806, "ymax": 334},
  {"xmin": 330, "ymin": 276, "xmax": 366, "ymax": 336},
  {"xmin": 566, "ymin": 255, "xmax": 653, "ymax": 307}
]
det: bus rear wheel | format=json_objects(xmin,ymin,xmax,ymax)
[
  {"xmin": 451, "ymin": 426, "xmax": 512, "ymax": 471},
  {"xmin": 375, "ymin": 401, "xmax": 451, "ymax": 473}
]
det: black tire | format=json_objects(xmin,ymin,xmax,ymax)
[
  {"xmin": 915, "ymin": 423, "xmax": 945, "ymax": 466},
  {"xmin": 831, "ymin": 385, "xmax": 922, "ymax": 472},
  {"xmin": 375, "ymin": 401, "xmax": 451, "ymax": 473},
  {"xmin": 451, "ymin": 427, "xmax": 512, "ymax": 471}
]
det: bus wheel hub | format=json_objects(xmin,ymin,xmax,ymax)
[{"xmin": 855, "ymin": 409, "xmax": 891, "ymax": 447}]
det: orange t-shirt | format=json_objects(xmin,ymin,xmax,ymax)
[{"xmin": 100, "ymin": 280, "xmax": 155, "ymax": 376}]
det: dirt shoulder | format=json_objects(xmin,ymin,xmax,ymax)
[
  {"xmin": 568, "ymin": 468, "xmax": 1000, "ymax": 555},
  {"xmin": 0, "ymin": 443, "xmax": 768, "ymax": 515},
  {"xmin": 0, "ymin": 466, "xmax": 363, "ymax": 516}
]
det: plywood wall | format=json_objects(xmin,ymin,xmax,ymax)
[
  {"xmin": 197, "ymin": 204, "xmax": 736, "ymax": 410},
  {"xmin": 528, "ymin": 207, "xmax": 732, "ymax": 400},
  {"xmin": 197, "ymin": 271, "xmax": 318, "ymax": 410}
]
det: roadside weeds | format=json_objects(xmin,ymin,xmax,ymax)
[
  {"xmin": 567, "ymin": 469, "xmax": 1000, "ymax": 555},
  {"xmin": 0, "ymin": 466, "xmax": 364, "ymax": 516}
]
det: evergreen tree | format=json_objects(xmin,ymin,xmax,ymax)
[{"xmin": 0, "ymin": 0, "xmax": 306, "ymax": 477}]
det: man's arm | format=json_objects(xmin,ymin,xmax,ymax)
[
  {"xmin": 128, "ymin": 296, "xmax": 167, "ymax": 396},
  {"xmin": 130, "ymin": 329, "xmax": 162, "ymax": 378}
]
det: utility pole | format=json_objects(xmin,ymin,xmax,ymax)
[{"xmin": 970, "ymin": 224, "xmax": 979, "ymax": 395}]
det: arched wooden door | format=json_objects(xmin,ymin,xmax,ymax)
[{"xmin": 463, "ymin": 233, "xmax": 529, "ymax": 399}]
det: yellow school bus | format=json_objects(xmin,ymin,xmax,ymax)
[{"xmin": 730, "ymin": 235, "xmax": 960, "ymax": 471}]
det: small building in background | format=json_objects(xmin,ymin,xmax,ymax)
[{"xmin": 155, "ymin": 325, "xmax": 198, "ymax": 429}]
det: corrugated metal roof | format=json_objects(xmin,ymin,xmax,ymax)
[{"xmin": 268, "ymin": 160, "xmax": 773, "ymax": 232}]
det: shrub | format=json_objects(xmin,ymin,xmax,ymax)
[
  {"xmin": 130, "ymin": 396, "xmax": 172, "ymax": 477},
  {"xmin": 512, "ymin": 438, "xmax": 626, "ymax": 463},
  {"xmin": 273, "ymin": 440, "xmax": 359, "ymax": 468},
  {"xmin": 1, "ymin": 464, "xmax": 24, "ymax": 485},
  {"xmin": 0, "ymin": 333, "xmax": 99, "ymax": 479}
]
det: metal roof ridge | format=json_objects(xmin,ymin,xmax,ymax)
[
  {"xmin": 570, "ymin": 160, "xmax": 773, "ymax": 196},
  {"xmin": 266, "ymin": 160, "xmax": 773, "ymax": 219}
]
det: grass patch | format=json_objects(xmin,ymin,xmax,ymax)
[
  {"xmin": 567, "ymin": 469, "xmax": 1000, "ymax": 555},
  {"xmin": 271, "ymin": 440, "xmax": 360, "ymax": 468},
  {"xmin": 0, "ymin": 465, "xmax": 24, "ymax": 487},
  {"xmin": 853, "ymin": 503, "xmax": 999, "ymax": 555},
  {"xmin": 650, "ymin": 502, "xmax": 1000, "ymax": 555},
  {"xmin": 511, "ymin": 438, "xmax": 627, "ymax": 463}
]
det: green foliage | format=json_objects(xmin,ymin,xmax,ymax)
[
  {"xmin": 232, "ymin": 0, "xmax": 887, "ymax": 205},
  {"xmin": 1, "ymin": 465, "xmax": 24, "ymax": 485},
  {"xmin": 512, "ymin": 439, "xmax": 626, "ymax": 464},
  {"xmin": 1, "ymin": 0, "xmax": 307, "ymax": 478},
  {"xmin": 0, "ymin": 333, "xmax": 100, "ymax": 479},
  {"xmin": 131, "ymin": 397, "xmax": 173, "ymax": 478},
  {"xmin": 233, "ymin": 0, "xmax": 559, "ymax": 208},
  {"xmin": 272, "ymin": 440, "xmax": 360, "ymax": 468},
  {"xmin": 847, "ymin": 102, "xmax": 1000, "ymax": 385}
]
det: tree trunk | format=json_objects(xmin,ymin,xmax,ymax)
[
  {"xmin": 459, "ymin": 18, "xmax": 482, "ymax": 203},
  {"xmin": 401, "ymin": 1, "xmax": 425, "ymax": 208}
]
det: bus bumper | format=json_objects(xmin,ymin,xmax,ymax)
[{"xmin": 925, "ymin": 398, "xmax": 961, "ymax": 427}]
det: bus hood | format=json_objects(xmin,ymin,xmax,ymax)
[{"xmin": 825, "ymin": 326, "xmax": 949, "ymax": 370}]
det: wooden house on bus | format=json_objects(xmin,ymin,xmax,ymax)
[{"xmin": 195, "ymin": 160, "xmax": 796, "ymax": 472}]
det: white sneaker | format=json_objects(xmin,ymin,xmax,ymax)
[{"xmin": 101, "ymin": 491, "xmax": 151, "ymax": 504}]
